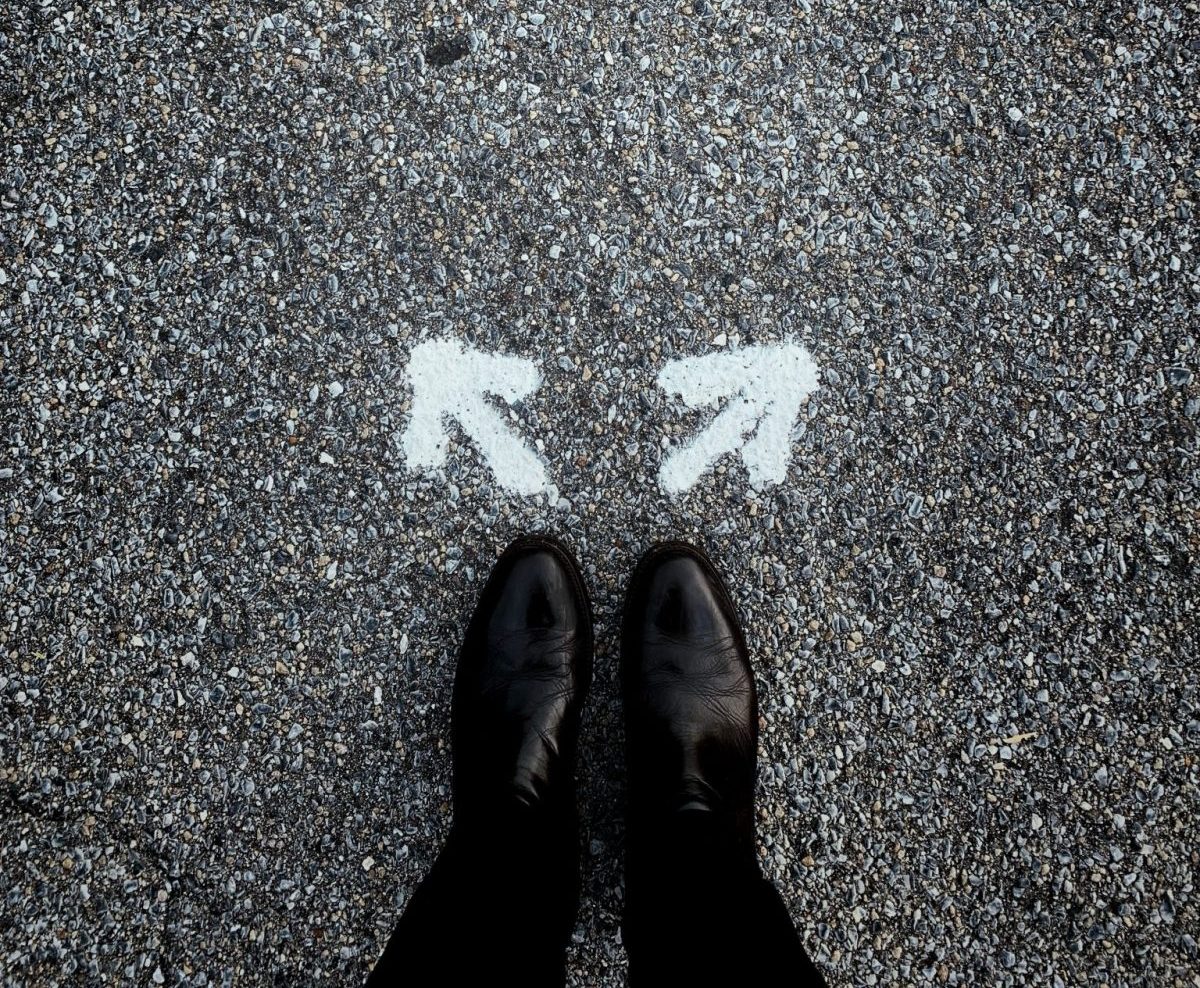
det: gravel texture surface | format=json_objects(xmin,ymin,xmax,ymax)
[{"xmin": 3, "ymin": 1, "xmax": 1199, "ymax": 986}]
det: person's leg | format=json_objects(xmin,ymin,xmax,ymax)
[
  {"xmin": 620, "ymin": 542, "xmax": 827, "ymax": 986},
  {"xmin": 368, "ymin": 805, "xmax": 577, "ymax": 985},
  {"xmin": 367, "ymin": 535, "xmax": 592, "ymax": 988},
  {"xmin": 623, "ymin": 810, "xmax": 825, "ymax": 984}
]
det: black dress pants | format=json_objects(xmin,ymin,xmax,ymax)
[{"xmin": 366, "ymin": 806, "xmax": 827, "ymax": 986}]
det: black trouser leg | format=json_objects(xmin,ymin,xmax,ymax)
[
  {"xmin": 367, "ymin": 805, "xmax": 578, "ymax": 987},
  {"xmin": 623, "ymin": 810, "xmax": 827, "ymax": 986}
]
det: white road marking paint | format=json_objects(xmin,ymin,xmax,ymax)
[
  {"xmin": 657, "ymin": 340, "xmax": 820, "ymax": 494},
  {"xmin": 400, "ymin": 338, "xmax": 550, "ymax": 495}
]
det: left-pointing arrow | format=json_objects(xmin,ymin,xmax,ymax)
[{"xmin": 400, "ymin": 338, "xmax": 550, "ymax": 495}]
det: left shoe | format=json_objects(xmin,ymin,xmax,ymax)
[
  {"xmin": 451, "ymin": 533, "xmax": 594, "ymax": 827},
  {"xmin": 366, "ymin": 535, "xmax": 593, "ymax": 988}
]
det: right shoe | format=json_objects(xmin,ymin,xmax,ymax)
[{"xmin": 620, "ymin": 540, "xmax": 759, "ymax": 857}]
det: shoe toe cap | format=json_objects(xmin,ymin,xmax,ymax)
[
  {"xmin": 629, "ymin": 546, "xmax": 740, "ymax": 645},
  {"xmin": 488, "ymin": 540, "xmax": 587, "ymax": 634}
]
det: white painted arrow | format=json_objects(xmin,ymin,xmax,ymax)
[
  {"xmin": 401, "ymin": 338, "xmax": 550, "ymax": 495},
  {"xmin": 656, "ymin": 340, "xmax": 820, "ymax": 494}
]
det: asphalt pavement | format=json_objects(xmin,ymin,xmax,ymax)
[{"xmin": 2, "ymin": 2, "xmax": 1197, "ymax": 985}]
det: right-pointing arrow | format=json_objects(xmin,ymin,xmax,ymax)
[
  {"xmin": 656, "ymin": 340, "xmax": 821, "ymax": 494},
  {"xmin": 401, "ymin": 338, "xmax": 550, "ymax": 495}
]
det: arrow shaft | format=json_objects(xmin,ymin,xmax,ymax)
[
  {"xmin": 659, "ymin": 395, "xmax": 762, "ymax": 494},
  {"xmin": 455, "ymin": 396, "xmax": 548, "ymax": 495}
]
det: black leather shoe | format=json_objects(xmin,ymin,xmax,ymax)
[
  {"xmin": 367, "ymin": 535, "xmax": 592, "ymax": 988},
  {"xmin": 621, "ymin": 541, "xmax": 758, "ymax": 853},
  {"xmin": 452, "ymin": 534, "xmax": 593, "ymax": 825},
  {"xmin": 618, "ymin": 543, "xmax": 826, "ymax": 987}
]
